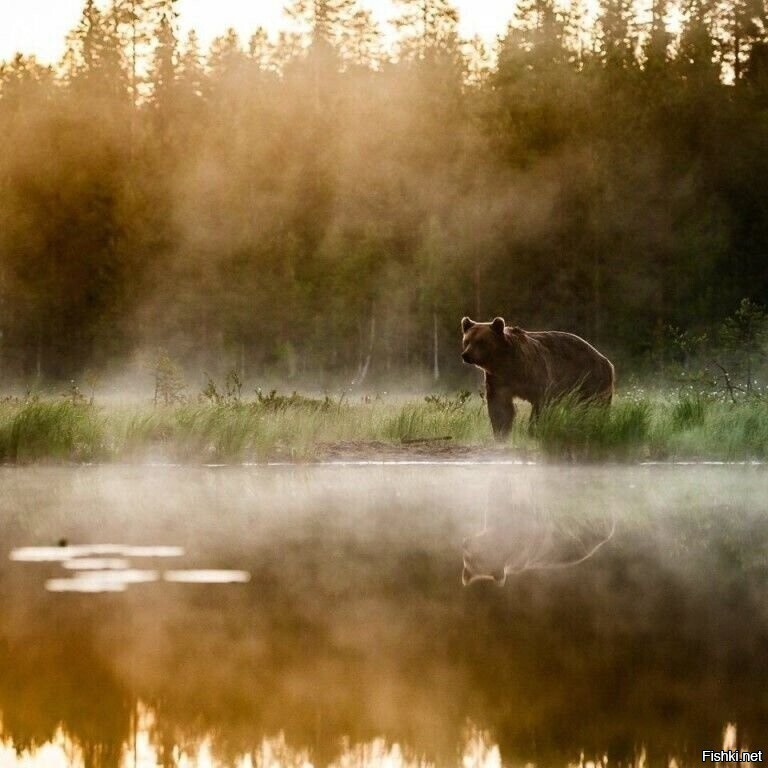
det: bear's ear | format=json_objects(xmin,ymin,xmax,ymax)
[
  {"xmin": 491, "ymin": 317, "xmax": 505, "ymax": 334},
  {"xmin": 461, "ymin": 317, "xmax": 475, "ymax": 333}
]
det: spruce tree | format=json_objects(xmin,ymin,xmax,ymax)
[
  {"xmin": 338, "ymin": 8, "xmax": 384, "ymax": 69},
  {"xmin": 284, "ymin": 0, "xmax": 357, "ymax": 49},
  {"xmin": 178, "ymin": 30, "xmax": 206, "ymax": 98},
  {"xmin": 597, "ymin": 0, "xmax": 638, "ymax": 70},
  {"xmin": 392, "ymin": 0, "xmax": 460, "ymax": 60}
]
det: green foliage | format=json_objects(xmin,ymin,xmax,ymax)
[
  {"xmin": 424, "ymin": 389, "xmax": 472, "ymax": 411},
  {"xmin": 61, "ymin": 380, "xmax": 89, "ymax": 406},
  {"xmin": 254, "ymin": 389, "xmax": 336, "ymax": 412},
  {"xmin": 201, "ymin": 369, "xmax": 243, "ymax": 405},
  {"xmin": 720, "ymin": 299, "xmax": 767, "ymax": 351},
  {"xmin": 717, "ymin": 299, "xmax": 768, "ymax": 394},
  {"xmin": 663, "ymin": 399, "xmax": 768, "ymax": 460},
  {"xmin": 285, "ymin": 0, "xmax": 357, "ymax": 47},
  {"xmin": 532, "ymin": 396, "xmax": 652, "ymax": 461},
  {"xmin": 0, "ymin": 391, "xmax": 766, "ymax": 463},
  {"xmin": 153, "ymin": 350, "xmax": 186, "ymax": 406},
  {"xmin": 670, "ymin": 393, "xmax": 709, "ymax": 430},
  {"xmin": 0, "ymin": 399, "xmax": 105, "ymax": 462},
  {"xmin": 665, "ymin": 325, "xmax": 709, "ymax": 371},
  {"xmin": 338, "ymin": 8, "xmax": 383, "ymax": 68},
  {"xmin": 393, "ymin": 0, "xmax": 460, "ymax": 59},
  {"xmin": 384, "ymin": 397, "xmax": 483, "ymax": 442},
  {"xmin": 657, "ymin": 300, "xmax": 768, "ymax": 402}
]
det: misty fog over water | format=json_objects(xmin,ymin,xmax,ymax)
[{"xmin": 1, "ymin": 463, "xmax": 766, "ymax": 766}]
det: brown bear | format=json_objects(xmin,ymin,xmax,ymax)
[
  {"xmin": 460, "ymin": 317, "xmax": 615, "ymax": 439},
  {"xmin": 462, "ymin": 509, "xmax": 615, "ymax": 586}
]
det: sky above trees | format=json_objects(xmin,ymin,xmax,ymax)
[{"xmin": 0, "ymin": 0, "xmax": 508, "ymax": 64}]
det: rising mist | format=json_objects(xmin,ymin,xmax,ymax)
[{"xmin": 1, "ymin": 0, "xmax": 767, "ymax": 390}]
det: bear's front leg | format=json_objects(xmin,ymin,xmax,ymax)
[{"xmin": 485, "ymin": 375, "xmax": 516, "ymax": 439}]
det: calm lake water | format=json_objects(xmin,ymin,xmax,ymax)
[{"xmin": 0, "ymin": 463, "xmax": 766, "ymax": 767}]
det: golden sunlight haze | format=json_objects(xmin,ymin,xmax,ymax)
[{"xmin": 0, "ymin": 0, "xmax": 512, "ymax": 64}]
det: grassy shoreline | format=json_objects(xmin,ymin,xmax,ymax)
[{"xmin": 0, "ymin": 391, "xmax": 767, "ymax": 464}]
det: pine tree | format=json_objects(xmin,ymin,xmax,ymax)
[
  {"xmin": 464, "ymin": 35, "xmax": 491, "ymax": 85},
  {"xmin": 78, "ymin": 0, "xmax": 101, "ymax": 74},
  {"xmin": 505, "ymin": 0, "xmax": 572, "ymax": 71},
  {"xmin": 726, "ymin": 0, "xmax": 768, "ymax": 81},
  {"xmin": 597, "ymin": 0, "xmax": 638, "ymax": 69},
  {"xmin": 110, "ymin": 0, "xmax": 177, "ymax": 105},
  {"xmin": 392, "ymin": 0, "xmax": 460, "ymax": 60},
  {"xmin": 272, "ymin": 31, "xmax": 304, "ymax": 70},
  {"xmin": 493, "ymin": 0, "xmax": 578, "ymax": 161},
  {"xmin": 284, "ymin": 0, "xmax": 357, "ymax": 49},
  {"xmin": 338, "ymin": 8, "xmax": 384, "ymax": 68},
  {"xmin": 677, "ymin": 0, "xmax": 721, "ymax": 82},
  {"xmin": 249, "ymin": 27, "xmax": 275, "ymax": 72},
  {"xmin": 719, "ymin": 299, "xmax": 768, "ymax": 394},
  {"xmin": 178, "ymin": 30, "xmax": 206, "ymax": 98},
  {"xmin": 643, "ymin": 0, "xmax": 672, "ymax": 72},
  {"xmin": 745, "ymin": 38, "xmax": 768, "ymax": 97},
  {"xmin": 0, "ymin": 54, "xmax": 54, "ymax": 116},
  {"xmin": 149, "ymin": 11, "xmax": 178, "ymax": 111},
  {"xmin": 208, "ymin": 29, "xmax": 248, "ymax": 80},
  {"xmin": 63, "ymin": 0, "xmax": 128, "ymax": 100}
]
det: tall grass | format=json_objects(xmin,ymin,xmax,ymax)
[
  {"xmin": 661, "ymin": 397, "xmax": 768, "ymax": 460},
  {"xmin": 0, "ymin": 391, "xmax": 766, "ymax": 463},
  {"xmin": 0, "ymin": 399, "xmax": 106, "ymax": 462},
  {"xmin": 532, "ymin": 396, "xmax": 652, "ymax": 461},
  {"xmin": 107, "ymin": 395, "xmax": 493, "ymax": 462}
]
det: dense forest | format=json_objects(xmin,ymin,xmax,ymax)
[{"xmin": 1, "ymin": 0, "xmax": 767, "ymax": 389}]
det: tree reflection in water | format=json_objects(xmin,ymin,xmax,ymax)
[{"xmin": 0, "ymin": 465, "xmax": 766, "ymax": 767}]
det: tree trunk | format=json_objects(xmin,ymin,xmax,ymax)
[
  {"xmin": 746, "ymin": 351, "xmax": 752, "ymax": 394},
  {"xmin": 474, "ymin": 260, "xmax": 481, "ymax": 318},
  {"xmin": 354, "ymin": 312, "xmax": 376, "ymax": 386},
  {"xmin": 36, "ymin": 322, "xmax": 43, "ymax": 382},
  {"xmin": 404, "ymin": 302, "xmax": 410, "ymax": 367},
  {"xmin": 433, "ymin": 311, "xmax": 440, "ymax": 381},
  {"xmin": 0, "ymin": 266, "xmax": 4, "ymax": 384},
  {"xmin": 130, "ymin": 1, "xmax": 138, "ymax": 156},
  {"xmin": 593, "ymin": 246, "xmax": 602, "ymax": 342}
]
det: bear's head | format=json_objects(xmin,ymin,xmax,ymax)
[
  {"xmin": 462, "ymin": 530, "xmax": 508, "ymax": 586},
  {"xmin": 460, "ymin": 317, "xmax": 513, "ymax": 371},
  {"xmin": 462, "ymin": 514, "xmax": 615, "ymax": 587}
]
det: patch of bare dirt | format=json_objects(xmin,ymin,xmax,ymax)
[{"xmin": 313, "ymin": 439, "xmax": 523, "ymax": 462}]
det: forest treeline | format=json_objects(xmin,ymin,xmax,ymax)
[{"xmin": 1, "ymin": 0, "xmax": 767, "ymax": 389}]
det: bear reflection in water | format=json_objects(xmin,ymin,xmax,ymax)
[{"xmin": 461, "ymin": 504, "xmax": 615, "ymax": 586}]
